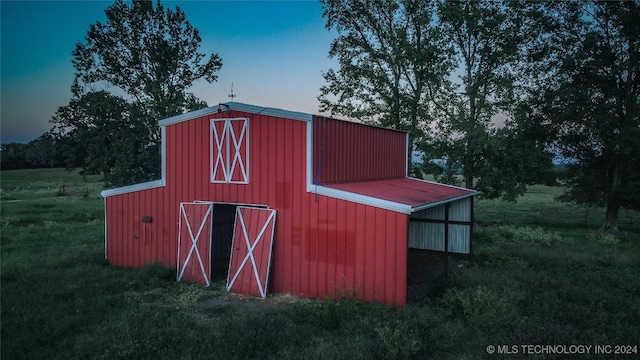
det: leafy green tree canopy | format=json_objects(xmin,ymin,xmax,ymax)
[
  {"xmin": 73, "ymin": 0, "xmax": 222, "ymax": 127},
  {"xmin": 321, "ymin": 0, "xmax": 554, "ymax": 200},
  {"xmin": 535, "ymin": 0, "xmax": 640, "ymax": 231},
  {"xmin": 52, "ymin": 0, "xmax": 222, "ymax": 186},
  {"xmin": 319, "ymin": 0, "xmax": 454, "ymax": 173}
]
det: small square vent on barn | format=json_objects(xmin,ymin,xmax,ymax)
[{"xmin": 101, "ymin": 102, "xmax": 479, "ymax": 306}]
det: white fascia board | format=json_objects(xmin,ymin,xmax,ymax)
[
  {"xmin": 405, "ymin": 177, "xmax": 481, "ymax": 213},
  {"xmin": 158, "ymin": 106, "xmax": 224, "ymax": 127},
  {"xmin": 101, "ymin": 179, "xmax": 164, "ymax": 197},
  {"xmin": 226, "ymin": 102, "xmax": 313, "ymax": 122},
  {"xmin": 407, "ymin": 176, "xmax": 482, "ymax": 194},
  {"xmin": 410, "ymin": 192, "xmax": 480, "ymax": 213},
  {"xmin": 158, "ymin": 102, "xmax": 313, "ymax": 127},
  {"xmin": 312, "ymin": 185, "xmax": 413, "ymax": 214}
]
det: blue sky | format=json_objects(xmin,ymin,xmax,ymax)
[{"xmin": 1, "ymin": 0, "xmax": 336, "ymax": 143}]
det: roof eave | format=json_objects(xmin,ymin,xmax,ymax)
[
  {"xmin": 158, "ymin": 102, "xmax": 313, "ymax": 127},
  {"xmin": 410, "ymin": 191, "xmax": 481, "ymax": 213}
]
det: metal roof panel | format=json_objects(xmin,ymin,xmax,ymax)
[{"xmin": 321, "ymin": 177, "xmax": 479, "ymax": 213}]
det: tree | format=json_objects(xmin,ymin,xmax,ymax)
[
  {"xmin": 50, "ymin": 90, "xmax": 158, "ymax": 185},
  {"xmin": 318, "ymin": 0, "xmax": 454, "ymax": 174},
  {"xmin": 54, "ymin": 0, "xmax": 222, "ymax": 186},
  {"xmin": 0, "ymin": 143, "xmax": 30, "ymax": 170},
  {"xmin": 420, "ymin": 0, "xmax": 553, "ymax": 199},
  {"xmin": 535, "ymin": 1, "xmax": 640, "ymax": 231},
  {"xmin": 320, "ymin": 0, "xmax": 554, "ymax": 200}
]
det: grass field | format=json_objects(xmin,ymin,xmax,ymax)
[{"xmin": 1, "ymin": 169, "xmax": 639, "ymax": 359}]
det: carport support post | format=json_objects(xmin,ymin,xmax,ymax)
[{"xmin": 444, "ymin": 203, "xmax": 449, "ymax": 276}]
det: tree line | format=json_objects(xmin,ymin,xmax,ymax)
[
  {"xmin": 319, "ymin": 0, "xmax": 639, "ymax": 231},
  {"xmin": 1, "ymin": 0, "xmax": 638, "ymax": 231}
]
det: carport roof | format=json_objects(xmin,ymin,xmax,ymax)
[{"xmin": 317, "ymin": 177, "xmax": 479, "ymax": 213}]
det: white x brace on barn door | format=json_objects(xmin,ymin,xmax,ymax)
[
  {"xmin": 227, "ymin": 207, "xmax": 277, "ymax": 299},
  {"xmin": 177, "ymin": 202, "xmax": 213, "ymax": 286},
  {"xmin": 211, "ymin": 118, "xmax": 249, "ymax": 183}
]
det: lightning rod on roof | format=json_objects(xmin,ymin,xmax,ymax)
[{"xmin": 228, "ymin": 82, "xmax": 237, "ymax": 101}]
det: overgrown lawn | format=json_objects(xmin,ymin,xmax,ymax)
[{"xmin": 1, "ymin": 170, "xmax": 638, "ymax": 359}]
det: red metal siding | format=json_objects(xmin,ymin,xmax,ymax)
[
  {"xmin": 105, "ymin": 109, "xmax": 409, "ymax": 305},
  {"xmin": 313, "ymin": 116, "xmax": 407, "ymax": 184},
  {"xmin": 293, "ymin": 194, "xmax": 407, "ymax": 305}
]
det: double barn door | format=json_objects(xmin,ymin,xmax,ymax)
[{"xmin": 177, "ymin": 202, "xmax": 276, "ymax": 298}]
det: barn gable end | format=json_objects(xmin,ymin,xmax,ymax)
[{"xmin": 102, "ymin": 102, "xmax": 478, "ymax": 305}]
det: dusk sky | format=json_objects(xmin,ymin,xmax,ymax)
[{"xmin": 1, "ymin": 0, "xmax": 337, "ymax": 144}]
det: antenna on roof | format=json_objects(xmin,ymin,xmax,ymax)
[{"xmin": 228, "ymin": 82, "xmax": 237, "ymax": 101}]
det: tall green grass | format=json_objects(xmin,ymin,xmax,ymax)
[
  {"xmin": 0, "ymin": 168, "xmax": 103, "ymax": 200},
  {"xmin": 1, "ymin": 170, "xmax": 639, "ymax": 359}
]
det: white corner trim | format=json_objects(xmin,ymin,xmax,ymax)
[{"xmin": 306, "ymin": 121, "xmax": 314, "ymax": 192}]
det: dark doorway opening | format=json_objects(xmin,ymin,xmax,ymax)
[
  {"xmin": 211, "ymin": 204, "xmax": 237, "ymax": 282},
  {"xmin": 406, "ymin": 248, "xmax": 463, "ymax": 304}
]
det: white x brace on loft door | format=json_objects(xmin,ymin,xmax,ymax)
[{"xmin": 211, "ymin": 118, "xmax": 249, "ymax": 183}]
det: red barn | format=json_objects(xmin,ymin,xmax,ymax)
[{"xmin": 102, "ymin": 102, "xmax": 478, "ymax": 305}]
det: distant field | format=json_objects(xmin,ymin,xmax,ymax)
[
  {"xmin": 476, "ymin": 184, "xmax": 640, "ymax": 231},
  {"xmin": 0, "ymin": 168, "xmax": 103, "ymax": 200},
  {"xmin": 1, "ymin": 168, "xmax": 639, "ymax": 359}
]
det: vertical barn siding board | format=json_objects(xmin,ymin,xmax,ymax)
[
  {"xmin": 268, "ymin": 116, "xmax": 277, "ymax": 206},
  {"xmin": 345, "ymin": 200, "xmax": 357, "ymax": 293},
  {"xmin": 127, "ymin": 192, "xmax": 135, "ymax": 267},
  {"xmin": 120, "ymin": 196, "xmax": 128, "ymax": 267},
  {"xmin": 374, "ymin": 208, "xmax": 386, "ymax": 302},
  {"xmin": 115, "ymin": 197, "xmax": 122, "ymax": 267},
  {"xmin": 300, "ymin": 194, "xmax": 311, "ymax": 298},
  {"xmin": 156, "ymin": 188, "xmax": 164, "ymax": 263},
  {"xmin": 363, "ymin": 205, "xmax": 377, "ymax": 301},
  {"xmin": 142, "ymin": 190, "xmax": 148, "ymax": 264},
  {"xmin": 107, "ymin": 198, "xmax": 115, "ymax": 265},
  {"xmin": 309, "ymin": 196, "xmax": 319, "ymax": 298},
  {"xmin": 279, "ymin": 119, "xmax": 288, "ymax": 293},
  {"xmin": 384, "ymin": 210, "xmax": 397, "ymax": 304},
  {"xmin": 144, "ymin": 190, "xmax": 151, "ymax": 264},
  {"xmin": 395, "ymin": 214, "xmax": 407, "ymax": 305},
  {"xmin": 262, "ymin": 116, "xmax": 272, "ymax": 205},
  {"xmin": 354, "ymin": 203, "xmax": 365, "ymax": 301},
  {"xmin": 107, "ymin": 198, "xmax": 113, "ymax": 265},
  {"xmin": 318, "ymin": 196, "xmax": 329, "ymax": 299},
  {"xmin": 294, "ymin": 120, "xmax": 305, "ymax": 294},
  {"xmin": 114, "ymin": 195, "xmax": 124, "ymax": 266},
  {"xmin": 166, "ymin": 124, "xmax": 175, "ymax": 266},
  {"xmin": 327, "ymin": 197, "xmax": 337, "ymax": 296},
  {"xmin": 334, "ymin": 197, "xmax": 345, "ymax": 293},
  {"xmin": 292, "ymin": 120, "xmax": 304, "ymax": 293},
  {"xmin": 130, "ymin": 191, "xmax": 138, "ymax": 267},
  {"xmin": 199, "ymin": 116, "xmax": 208, "ymax": 198}
]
